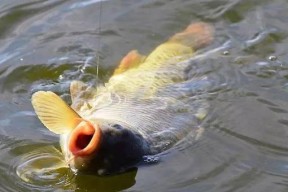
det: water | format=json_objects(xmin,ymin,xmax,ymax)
[{"xmin": 1, "ymin": 0, "xmax": 288, "ymax": 191}]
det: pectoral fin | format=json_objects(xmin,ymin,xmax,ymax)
[
  {"xmin": 31, "ymin": 91, "xmax": 81, "ymax": 134},
  {"xmin": 70, "ymin": 80, "xmax": 88, "ymax": 103}
]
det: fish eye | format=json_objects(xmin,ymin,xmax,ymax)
[{"xmin": 112, "ymin": 124, "xmax": 123, "ymax": 130}]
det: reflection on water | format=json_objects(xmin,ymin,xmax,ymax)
[
  {"xmin": 1, "ymin": 0, "xmax": 288, "ymax": 191},
  {"xmin": 0, "ymin": 138, "xmax": 137, "ymax": 191},
  {"xmin": 15, "ymin": 144, "xmax": 138, "ymax": 191}
]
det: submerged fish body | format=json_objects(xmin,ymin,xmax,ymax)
[{"xmin": 32, "ymin": 22, "xmax": 214, "ymax": 175}]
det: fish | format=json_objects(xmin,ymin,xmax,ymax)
[{"xmin": 31, "ymin": 22, "xmax": 214, "ymax": 175}]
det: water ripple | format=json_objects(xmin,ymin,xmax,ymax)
[
  {"xmin": 69, "ymin": 0, "xmax": 109, "ymax": 10},
  {"xmin": 0, "ymin": 137, "xmax": 75, "ymax": 191}
]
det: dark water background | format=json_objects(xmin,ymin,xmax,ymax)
[{"xmin": 1, "ymin": 0, "xmax": 288, "ymax": 191}]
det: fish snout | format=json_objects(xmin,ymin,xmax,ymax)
[{"xmin": 68, "ymin": 120, "xmax": 102, "ymax": 157}]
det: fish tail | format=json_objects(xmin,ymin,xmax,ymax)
[{"xmin": 169, "ymin": 22, "xmax": 214, "ymax": 50}]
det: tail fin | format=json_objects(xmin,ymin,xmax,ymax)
[
  {"xmin": 169, "ymin": 22, "xmax": 214, "ymax": 50},
  {"xmin": 113, "ymin": 22, "xmax": 214, "ymax": 71}
]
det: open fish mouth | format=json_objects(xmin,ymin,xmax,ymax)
[{"xmin": 68, "ymin": 120, "xmax": 102, "ymax": 157}]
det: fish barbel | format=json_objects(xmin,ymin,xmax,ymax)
[{"xmin": 31, "ymin": 22, "xmax": 214, "ymax": 175}]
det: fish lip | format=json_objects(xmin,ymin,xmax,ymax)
[{"xmin": 68, "ymin": 120, "xmax": 102, "ymax": 157}]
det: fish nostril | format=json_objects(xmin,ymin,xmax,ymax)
[{"xmin": 112, "ymin": 124, "xmax": 123, "ymax": 130}]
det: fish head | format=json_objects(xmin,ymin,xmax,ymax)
[
  {"xmin": 62, "ymin": 119, "xmax": 149, "ymax": 175},
  {"xmin": 31, "ymin": 91, "xmax": 149, "ymax": 175}
]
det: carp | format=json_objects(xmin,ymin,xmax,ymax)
[{"xmin": 31, "ymin": 22, "xmax": 213, "ymax": 175}]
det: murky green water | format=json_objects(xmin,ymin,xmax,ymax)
[{"xmin": 1, "ymin": 0, "xmax": 288, "ymax": 191}]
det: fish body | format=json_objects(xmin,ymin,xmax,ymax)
[{"xmin": 32, "ymin": 22, "xmax": 213, "ymax": 175}]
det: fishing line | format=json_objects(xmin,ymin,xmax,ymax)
[
  {"xmin": 80, "ymin": 0, "xmax": 103, "ymax": 78},
  {"xmin": 96, "ymin": 0, "xmax": 103, "ymax": 78}
]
